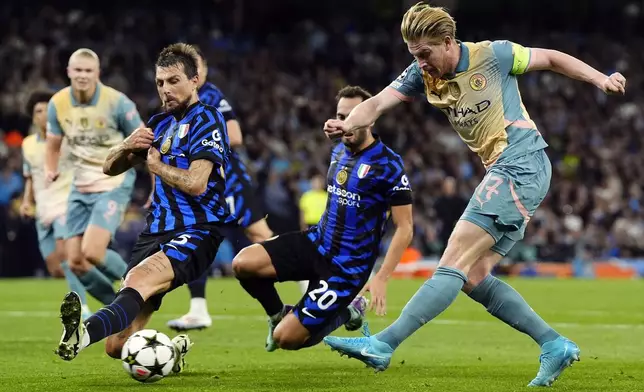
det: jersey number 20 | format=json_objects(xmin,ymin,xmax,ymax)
[{"xmin": 308, "ymin": 280, "xmax": 338, "ymax": 310}]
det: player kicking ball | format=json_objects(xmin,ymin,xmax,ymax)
[
  {"xmin": 323, "ymin": 2, "xmax": 626, "ymax": 387},
  {"xmin": 232, "ymin": 86, "xmax": 414, "ymax": 351},
  {"xmin": 54, "ymin": 43, "xmax": 235, "ymax": 373}
]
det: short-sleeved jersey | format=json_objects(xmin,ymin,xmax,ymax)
[
  {"xmin": 145, "ymin": 101, "xmax": 236, "ymax": 234},
  {"xmin": 22, "ymin": 133, "xmax": 73, "ymax": 225},
  {"xmin": 389, "ymin": 40, "xmax": 548, "ymax": 168},
  {"xmin": 47, "ymin": 83, "xmax": 143, "ymax": 193},
  {"xmin": 308, "ymin": 138, "xmax": 412, "ymax": 275}
]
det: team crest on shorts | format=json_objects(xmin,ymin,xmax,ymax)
[
  {"xmin": 336, "ymin": 169, "xmax": 348, "ymax": 185},
  {"xmin": 357, "ymin": 164, "xmax": 371, "ymax": 179},
  {"xmin": 178, "ymin": 124, "xmax": 190, "ymax": 138},
  {"xmin": 469, "ymin": 73, "xmax": 487, "ymax": 91},
  {"xmin": 80, "ymin": 117, "xmax": 89, "ymax": 129}
]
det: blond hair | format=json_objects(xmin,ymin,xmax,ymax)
[
  {"xmin": 401, "ymin": 2, "xmax": 456, "ymax": 44},
  {"xmin": 68, "ymin": 48, "xmax": 100, "ymax": 67}
]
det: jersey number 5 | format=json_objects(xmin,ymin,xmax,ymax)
[
  {"xmin": 171, "ymin": 234, "xmax": 191, "ymax": 245},
  {"xmin": 308, "ymin": 280, "xmax": 338, "ymax": 310}
]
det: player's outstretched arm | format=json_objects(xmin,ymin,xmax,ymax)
[
  {"xmin": 366, "ymin": 204, "xmax": 413, "ymax": 316},
  {"xmin": 103, "ymin": 127, "xmax": 154, "ymax": 176},
  {"xmin": 527, "ymin": 48, "xmax": 626, "ymax": 94},
  {"xmin": 324, "ymin": 88, "xmax": 402, "ymax": 138},
  {"xmin": 147, "ymin": 149, "xmax": 213, "ymax": 197}
]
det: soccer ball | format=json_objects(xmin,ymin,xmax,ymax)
[{"xmin": 121, "ymin": 329, "xmax": 176, "ymax": 383}]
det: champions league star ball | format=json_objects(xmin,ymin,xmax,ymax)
[{"xmin": 121, "ymin": 329, "xmax": 176, "ymax": 383}]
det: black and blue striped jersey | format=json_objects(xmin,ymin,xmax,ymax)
[
  {"xmin": 308, "ymin": 137, "xmax": 412, "ymax": 275},
  {"xmin": 145, "ymin": 101, "xmax": 236, "ymax": 234},
  {"xmin": 198, "ymin": 81, "xmax": 260, "ymax": 228}
]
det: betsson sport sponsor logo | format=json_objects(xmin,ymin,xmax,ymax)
[
  {"xmin": 201, "ymin": 129, "xmax": 224, "ymax": 153},
  {"xmin": 327, "ymin": 184, "xmax": 361, "ymax": 207}
]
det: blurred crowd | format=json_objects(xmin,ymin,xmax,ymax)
[{"xmin": 1, "ymin": 3, "xmax": 643, "ymax": 275}]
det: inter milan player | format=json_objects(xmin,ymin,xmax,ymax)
[
  {"xmin": 54, "ymin": 43, "xmax": 234, "ymax": 373},
  {"xmin": 167, "ymin": 47, "xmax": 278, "ymax": 332},
  {"xmin": 232, "ymin": 86, "xmax": 414, "ymax": 352}
]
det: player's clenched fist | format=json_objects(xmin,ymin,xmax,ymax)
[
  {"xmin": 124, "ymin": 127, "xmax": 154, "ymax": 151},
  {"xmin": 146, "ymin": 147, "xmax": 162, "ymax": 172},
  {"xmin": 601, "ymin": 72, "xmax": 626, "ymax": 95},
  {"xmin": 323, "ymin": 119, "xmax": 348, "ymax": 140}
]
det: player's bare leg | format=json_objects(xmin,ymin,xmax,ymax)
[
  {"xmin": 67, "ymin": 235, "xmax": 117, "ymax": 305},
  {"xmin": 83, "ymin": 224, "xmax": 127, "ymax": 282},
  {"xmin": 51, "ymin": 238, "xmax": 92, "ymax": 319},
  {"xmin": 56, "ymin": 252, "xmax": 176, "ymax": 361},
  {"xmin": 244, "ymin": 219, "xmax": 273, "ymax": 244},
  {"xmin": 44, "ymin": 239, "xmax": 65, "ymax": 278},
  {"xmin": 463, "ymin": 251, "xmax": 579, "ymax": 387}
]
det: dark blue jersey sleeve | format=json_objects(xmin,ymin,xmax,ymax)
[
  {"xmin": 188, "ymin": 109, "xmax": 228, "ymax": 166},
  {"xmin": 384, "ymin": 157, "xmax": 413, "ymax": 206}
]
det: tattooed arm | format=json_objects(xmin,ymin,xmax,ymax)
[
  {"xmin": 103, "ymin": 127, "xmax": 155, "ymax": 176},
  {"xmin": 103, "ymin": 143, "xmax": 145, "ymax": 176},
  {"xmin": 147, "ymin": 147, "xmax": 213, "ymax": 196}
]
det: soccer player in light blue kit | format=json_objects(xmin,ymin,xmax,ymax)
[
  {"xmin": 45, "ymin": 49, "xmax": 144, "ymax": 306},
  {"xmin": 323, "ymin": 2, "xmax": 626, "ymax": 387}
]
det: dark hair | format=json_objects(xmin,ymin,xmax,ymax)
[
  {"xmin": 25, "ymin": 90, "xmax": 54, "ymax": 115},
  {"xmin": 335, "ymin": 85, "xmax": 373, "ymax": 102},
  {"xmin": 156, "ymin": 43, "xmax": 199, "ymax": 79}
]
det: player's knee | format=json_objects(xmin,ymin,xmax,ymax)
[
  {"xmin": 45, "ymin": 257, "xmax": 65, "ymax": 278},
  {"xmin": 81, "ymin": 244, "xmax": 106, "ymax": 266},
  {"xmin": 69, "ymin": 257, "xmax": 91, "ymax": 275},
  {"xmin": 122, "ymin": 269, "xmax": 154, "ymax": 300},
  {"xmin": 105, "ymin": 335, "xmax": 124, "ymax": 359},
  {"xmin": 123, "ymin": 259, "xmax": 171, "ymax": 301},
  {"xmin": 272, "ymin": 329, "xmax": 305, "ymax": 351},
  {"xmin": 440, "ymin": 222, "xmax": 493, "ymax": 272},
  {"xmin": 232, "ymin": 247, "xmax": 258, "ymax": 278}
]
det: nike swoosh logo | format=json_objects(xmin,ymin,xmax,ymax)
[
  {"xmin": 301, "ymin": 308, "xmax": 316, "ymax": 319},
  {"xmin": 360, "ymin": 347, "xmax": 386, "ymax": 359},
  {"xmin": 166, "ymin": 244, "xmax": 178, "ymax": 251}
]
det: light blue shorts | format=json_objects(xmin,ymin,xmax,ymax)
[
  {"xmin": 65, "ymin": 185, "xmax": 133, "ymax": 239},
  {"xmin": 461, "ymin": 149, "xmax": 552, "ymax": 256},
  {"xmin": 36, "ymin": 216, "xmax": 66, "ymax": 259}
]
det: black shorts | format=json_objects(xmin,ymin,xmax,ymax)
[
  {"xmin": 126, "ymin": 224, "xmax": 223, "ymax": 310},
  {"xmin": 261, "ymin": 230, "xmax": 370, "ymax": 334}
]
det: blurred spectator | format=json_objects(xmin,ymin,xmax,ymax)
[
  {"xmin": 299, "ymin": 173, "xmax": 327, "ymax": 230},
  {"xmin": 434, "ymin": 177, "xmax": 468, "ymax": 251},
  {"xmin": 2, "ymin": 2, "xmax": 644, "ymax": 276}
]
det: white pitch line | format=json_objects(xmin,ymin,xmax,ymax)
[{"xmin": 0, "ymin": 311, "xmax": 642, "ymax": 330}]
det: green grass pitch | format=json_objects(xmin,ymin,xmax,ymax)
[{"xmin": 0, "ymin": 278, "xmax": 642, "ymax": 391}]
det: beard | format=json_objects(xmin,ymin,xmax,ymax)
[
  {"xmin": 163, "ymin": 95, "xmax": 192, "ymax": 115},
  {"xmin": 342, "ymin": 129, "xmax": 369, "ymax": 150}
]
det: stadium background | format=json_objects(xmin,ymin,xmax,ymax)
[{"xmin": 0, "ymin": 0, "xmax": 643, "ymax": 280}]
